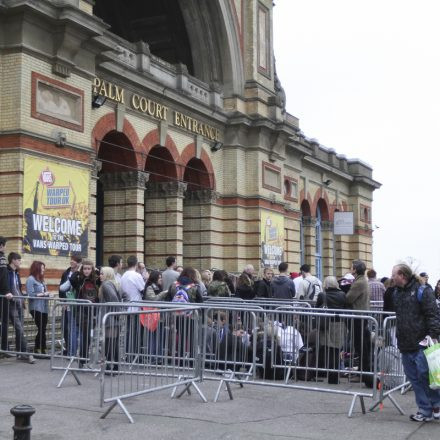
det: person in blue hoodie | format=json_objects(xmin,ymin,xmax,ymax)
[{"xmin": 271, "ymin": 262, "xmax": 296, "ymax": 299}]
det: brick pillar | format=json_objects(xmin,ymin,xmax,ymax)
[
  {"xmin": 321, "ymin": 220, "xmax": 334, "ymax": 277},
  {"xmin": 144, "ymin": 181, "xmax": 187, "ymax": 268},
  {"xmin": 302, "ymin": 216, "xmax": 316, "ymax": 273},
  {"xmin": 183, "ymin": 189, "xmax": 218, "ymax": 270},
  {"xmin": 100, "ymin": 171, "xmax": 148, "ymax": 263},
  {"xmin": 285, "ymin": 214, "xmax": 301, "ymax": 270}
]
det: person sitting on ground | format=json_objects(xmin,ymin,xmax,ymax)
[
  {"xmin": 271, "ymin": 262, "xmax": 296, "ymax": 299},
  {"xmin": 207, "ymin": 270, "xmax": 232, "ymax": 297},
  {"xmin": 236, "ymin": 265, "xmax": 255, "ymax": 299},
  {"xmin": 255, "ymin": 267, "xmax": 274, "ymax": 298}
]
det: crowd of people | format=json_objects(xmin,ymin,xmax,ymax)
[{"xmin": 1, "ymin": 233, "xmax": 440, "ymax": 422}]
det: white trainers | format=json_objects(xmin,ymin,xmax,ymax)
[
  {"xmin": 433, "ymin": 408, "xmax": 440, "ymax": 420},
  {"xmin": 410, "ymin": 412, "xmax": 433, "ymax": 422},
  {"xmin": 27, "ymin": 355, "xmax": 35, "ymax": 364}
]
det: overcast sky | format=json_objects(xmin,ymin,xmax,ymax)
[{"xmin": 273, "ymin": 0, "xmax": 440, "ymax": 283}]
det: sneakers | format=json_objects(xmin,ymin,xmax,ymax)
[
  {"xmin": 17, "ymin": 355, "xmax": 36, "ymax": 364},
  {"xmin": 433, "ymin": 408, "xmax": 440, "ymax": 420},
  {"xmin": 410, "ymin": 412, "xmax": 433, "ymax": 422}
]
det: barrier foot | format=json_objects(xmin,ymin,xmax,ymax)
[
  {"xmin": 360, "ymin": 396, "xmax": 366, "ymax": 414},
  {"xmin": 101, "ymin": 399, "xmax": 134, "ymax": 424},
  {"xmin": 348, "ymin": 394, "xmax": 357, "ymax": 418},
  {"xmin": 190, "ymin": 381, "xmax": 207, "ymax": 403},
  {"xmin": 174, "ymin": 381, "xmax": 207, "ymax": 402},
  {"xmin": 213, "ymin": 379, "xmax": 224, "ymax": 403},
  {"xmin": 170, "ymin": 376, "xmax": 182, "ymax": 399},
  {"xmin": 57, "ymin": 357, "xmax": 81, "ymax": 388},
  {"xmin": 388, "ymin": 393, "xmax": 405, "ymax": 415}
]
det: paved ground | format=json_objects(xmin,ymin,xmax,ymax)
[{"xmin": 0, "ymin": 357, "xmax": 439, "ymax": 440}]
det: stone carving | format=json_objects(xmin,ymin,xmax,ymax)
[
  {"xmin": 185, "ymin": 189, "xmax": 218, "ymax": 205},
  {"xmin": 145, "ymin": 181, "xmax": 187, "ymax": 198},
  {"xmin": 100, "ymin": 171, "xmax": 149, "ymax": 190}
]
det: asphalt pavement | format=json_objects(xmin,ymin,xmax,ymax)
[{"xmin": 1, "ymin": 356, "xmax": 439, "ymax": 440}]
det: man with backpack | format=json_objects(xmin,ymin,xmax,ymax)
[
  {"xmin": 391, "ymin": 263, "xmax": 440, "ymax": 422},
  {"xmin": 298, "ymin": 264, "xmax": 322, "ymax": 301}
]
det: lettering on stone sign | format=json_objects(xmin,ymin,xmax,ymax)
[
  {"xmin": 93, "ymin": 78, "xmax": 125, "ymax": 104},
  {"xmin": 174, "ymin": 111, "xmax": 220, "ymax": 141}
]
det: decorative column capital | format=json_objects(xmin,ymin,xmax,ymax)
[
  {"xmin": 321, "ymin": 220, "xmax": 334, "ymax": 231},
  {"xmin": 184, "ymin": 189, "xmax": 218, "ymax": 205},
  {"xmin": 302, "ymin": 216, "xmax": 315, "ymax": 227},
  {"xmin": 100, "ymin": 171, "xmax": 149, "ymax": 190},
  {"xmin": 145, "ymin": 181, "xmax": 188, "ymax": 198}
]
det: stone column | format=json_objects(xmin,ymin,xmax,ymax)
[
  {"xmin": 100, "ymin": 171, "xmax": 148, "ymax": 264},
  {"xmin": 144, "ymin": 181, "xmax": 187, "ymax": 268},
  {"xmin": 302, "ymin": 216, "xmax": 316, "ymax": 273},
  {"xmin": 321, "ymin": 220, "xmax": 334, "ymax": 277},
  {"xmin": 183, "ymin": 189, "xmax": 219, "ymax": 270},
  {"xmin": 89, "ymin": 158, "xmax": 101, "ymax": 259}
]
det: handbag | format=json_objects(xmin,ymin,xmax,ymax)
[{"xmin": 423, "ymin": 336, "xmax": 440, "ymax": 389}]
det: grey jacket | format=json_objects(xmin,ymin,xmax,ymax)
[
  {"xmin": 26, "ymin": 275, "xmax": 48, "ymax": 313},
  {"xmin": 345, "ymin": 275, "xmax": 370, "ymax": 310}
]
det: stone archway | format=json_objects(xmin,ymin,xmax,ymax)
[{"xmin": 96, "ymin": 130, "xmax": 147, "ymax": 266}]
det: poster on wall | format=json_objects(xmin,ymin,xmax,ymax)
[
  {"xmin": 22, "ymin": 156, "xmax": 90, "ymax": 256},
  {"xmin": 333, "ymin": 211, "xmax": 354, "ymax": 235},
  {"xmin": 260, "ymin": 210, "xmax": 284, "ymax": 268}
]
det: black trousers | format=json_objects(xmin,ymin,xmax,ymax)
[
  {"xmin": 104, "ymin": 335, "xmax": 119, "ymax": 371},
  {"xmin": 30, "ymin": 310, "xmax": 48, "ymax": 352},
  {"xmin": 0, "ymin": 297, "xmax": 9, "ymax": 351}
]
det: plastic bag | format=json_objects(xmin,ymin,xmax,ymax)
[
  {"xmin": 423, "ymin": 336, "xmax": 440, "ymax": 390},
  {"xmin": 139, "ymin": 307, "xmax": 160, "ymax": 332}
]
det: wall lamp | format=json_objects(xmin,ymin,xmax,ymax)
[
  {"xmin": 211, "ymin": 141, "xmax": 223, "ymax": 152},
  {"xmin": 92, "ymin": 94, "xmax": 107, "ymax": 109}
]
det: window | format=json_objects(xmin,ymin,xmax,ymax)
[
  {"xmin": 262, "ymin": 162, "xmax": 281, "ymax": 193},
  {"xmin": 284, "ymin": 176, "xmax": 298, "ymax": 201}
]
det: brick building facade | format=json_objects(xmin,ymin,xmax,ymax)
[{"xmin": 0, "ymin": 0, "xmax": 380, "ymax": 289}]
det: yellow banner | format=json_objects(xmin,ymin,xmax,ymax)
[
  {"xmin": 260, "ymin": 210, "xmax": 284, "ymax": 268},
  {"xmin": 22, "ymin": 156, "xmax": 90, "ymax": 256}
]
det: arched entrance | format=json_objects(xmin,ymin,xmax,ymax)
[
  {"xmin": 144, "ymin": 145, "xmax": 183, "ymax": 269},
  {"xmin": 182, "ymin": 157, "xmax": 216, "ymax": 269},
  {"xmin": 96, "ymin": 131, "xmax": 143, "ymax": 266}
]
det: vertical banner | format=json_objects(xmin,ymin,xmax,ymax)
[
  {"xmin": 22, "ymin": 156, "xmax": 90, "ymax": 256},
  {"xmin": 260, "ymin": 210, "xmax": 284, "ymax": 268}
]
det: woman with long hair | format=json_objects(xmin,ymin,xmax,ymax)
[
  {"xmin": 70, "ymin": 259, "xmax": 99, "ymax": 365},
  {"xmin": 98, "ymin": 266, "xmax": 122, "ymax": 374},
  {"xmin": 26, "ymin": 261, "xmax": 50, "ymax": 355},
  {"xmin": 144, "ymin": 270, "xmax": 167, "ymax": 300}
]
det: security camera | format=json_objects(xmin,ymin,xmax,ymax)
[{"xmin": 55, "ymin": 132, "xmax": 67, "ymax": 148}]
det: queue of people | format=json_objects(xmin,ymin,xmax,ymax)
[{"xmin": 1, "ymin": 236, "xmax": 440, "ymax": 423}]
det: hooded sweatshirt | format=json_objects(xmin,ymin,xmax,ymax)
[{"xmin": 271, "ymin": 274, "xmax": 296, "ymax": 299}]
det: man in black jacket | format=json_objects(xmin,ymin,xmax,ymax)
[
  {"xmin": 391, "ymin": 263, "xmax": 440, "ymax": 422},
  {"xmin": 0, "ymin": 236, "xmax": 11, "ymax": 354}
]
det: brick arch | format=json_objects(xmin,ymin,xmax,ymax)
[
  {"xmin": 91, "ymin": 113, "xmax": 143, "ymax": 169},
  {"xmin": 299, "ymin": 189, "xmax": 313, "ymax": 216},
  {"xmin": 141, "ymin": 129, "xmax": 180, "ymax": 169},
  {"xmin": 180, "ymin": 142, "xmax": 215, "ymax": 190},
  {"xmin": 300, "ymin": 199, "xmax": 312, "ymax": 217},
  {"xmin": 311, "ymin": 189, "xmax": 331, "ymax": 221}
]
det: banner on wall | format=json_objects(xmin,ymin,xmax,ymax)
[
  {"xmin": 260, "ymin": 210, "xmax": 284, "ymax": 268},
  {"xmin": 333, "ymin": 211, "xmax": 354, "ymax": 235},
  {"xmin": 22, "ymin": 156, "xmax": 90, "ymax": 256}
]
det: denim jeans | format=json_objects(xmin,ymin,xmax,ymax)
[{"xmin": 401, "ymin": 349, "xmax": 440, "ymax": 416}]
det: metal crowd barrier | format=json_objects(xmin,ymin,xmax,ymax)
[
  {"xmin": 0, "ymin": 294, "xmax": 72, "ymax": 361},
  {"xmin": 369, "ymin": 315, "xmax": 408, "ymax": 414},
  {"xmin": 99, "ymin": 306, "xmax": 206, "ymax": 423},
  {"xmin": 199, "ymin": 305, "xmax": 382, "ymax": 416}
]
